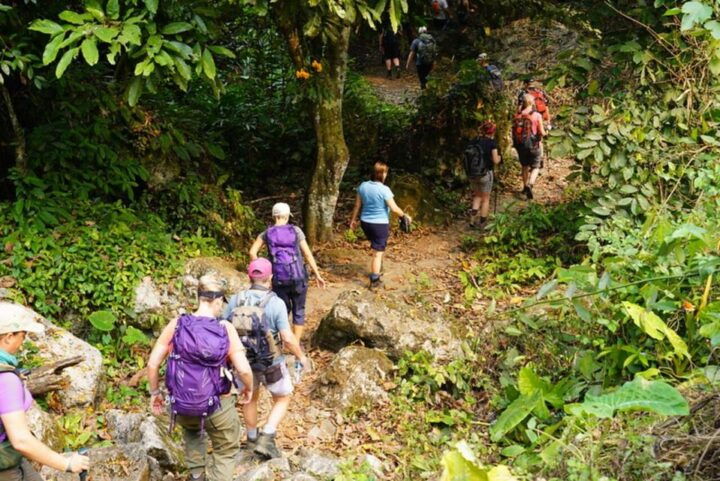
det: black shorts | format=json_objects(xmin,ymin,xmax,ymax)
[
  {"xmin": 517, "ymin": 146, "xmax": 542, "ymax": 168},
  {"xmin": 382, "ymin": 42, "xmax": 401, "ymax": 61},
  {"xmin": 361, "ymin": 221, "xmax": 390, "ymax": 252}
]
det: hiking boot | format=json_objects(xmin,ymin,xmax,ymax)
[
  {"xmin": 254, "ymin": 433, "xmax": 282, "ymax": 459},
  {"xmin": 395, "ymin": 66, "xmax": 401, "ymax": 79},
  {"xmin": 526, "ymin": 185, "xmax": 534, "ymax": 200},
  {"xmin": 244, "ymin": 436, "xmax": 258, "ymax": 452},
  {"xmin": 369, "ymin": 277, "xmax": 384, "ymax": 290},
  {"xmin": 386, "ymin": 69, "xmax": 392, "ymax": 79}
]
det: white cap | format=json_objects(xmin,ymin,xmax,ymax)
[
  {"xmin": 477, "ymin": 53, "xmax": 488, "ymax": 61},
  {"xmin": 272, "ymin": 202, "xmax": 292, "ymax": 217},
  {"xmin": 0, "ymin": 302, "xmax": 45, "ymax": 335},
  {"xmin": 418, "ymin": 26, "xmax": 428, "ymax": 34}
]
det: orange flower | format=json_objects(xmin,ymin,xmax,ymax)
[
  {"xmin": 295, "ymin": 69, "xmax": 311, "ymax": 79},
  {"xmin": 311, "ymin": 60, "xmax": 323, "ymax": 72},
  {"xmin": 682, "ymin": 300, "xmax": 696, "ymax": 312}
]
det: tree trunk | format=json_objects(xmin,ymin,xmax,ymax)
[
  {"xmin": 0, "ymin": 82, "xmax": 28, "ymax": 173},
  {"xmin": 24, "ymin": 356, "xmax": 83, "ymax": 396}
]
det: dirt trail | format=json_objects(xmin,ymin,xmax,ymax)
[{"xmin": 362, "ymin": 64, "xmax": 422, "ymax": 105}]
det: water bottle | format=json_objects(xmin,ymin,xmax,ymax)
[
  {"xmin": 78, "ymin": 448, "xmax": 89, "ymax": 481},
  {"xmin": 294, "ymin": 360, "xmax": 304, "ymax": 384}
]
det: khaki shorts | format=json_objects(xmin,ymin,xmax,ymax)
[{"xmin": 469, "ymin": 171, "xmax": 494, "ymax": 194}]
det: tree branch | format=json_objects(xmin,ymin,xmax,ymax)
[{"xmin": 0, "ymin": 82, "xmax": 28, "ymax": 172}]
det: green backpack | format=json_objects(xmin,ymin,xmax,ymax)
[
  {"xmin": 416, "ymin": 33, "xmax": 438, "ymax": 65},
  {"xmin": 0, "ymin": 364, "xmax": 24, "ymax": 471}
]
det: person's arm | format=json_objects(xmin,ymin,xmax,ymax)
[
  {"xmin": 492, "ymin": 148, "xmax": 501, "ymax": 165},
  {"xmin": 223, "ymin": 323, "xmax": 253, "ymax": 404},
  {"xmin": 299, "ymin": 240, "xmax": 326, "ymax": 288},
  {"xmin": 349, "ymin": 194, "xmax": 362, "ymax": 230},
  {"xmin": 406, "ymin": 50, "xmax": 415, "ymax": 70},
  {"xmin": 3, "ymin": 411, "xmax": 88, "ymax": 473},
  {"xmin": 537, "ymin": 116, "xmax": 547, "ymax": 138},
  {"xmin": 147, "ymin": 320, "xmax": 176, "ymax": 415},
  {"xmin": 279, "ymin": 328, "xmax": 309, "ymax": 369},
  {"xmin": 379, "ymin": 32, "xmax": 384, "ymax": 52},
  {"xmin": 386, "ymin": 197, "xmax": 411, "ymax": 222},
  {"xmin": 248, "ymin": 235, "xmax": 264, "ymax": 261}
]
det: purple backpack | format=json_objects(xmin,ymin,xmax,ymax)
[
  {"xmin": 165, "ymin": 314, "xmax": 231, "ymax": 433},
  {"xmin": 266, "ymin": 225, "xmax": 307, "ymax": 286}
]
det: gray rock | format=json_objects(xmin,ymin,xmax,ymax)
[
  {"xmin": 300, "ymin": 452, "xmax": 340, "ymax": 480},
  {"xmin": 184, "ymin": 257, "xmax": 247, "ymax": 295},
  {"xmin": 26, "ymin": 404, "xmax": 63, "ymax": 451},
  {"xmin": 134, "ymin": 276, "xmax": 163, "ymax": 314},
  {"xmin": 40, "ymin": 443, "xmax": 152, "ymax": 481},
  {"xmin": 359, "ymin": 454, "xmax": 384, "ymax": 477},
  {"xmin": 105, "ymin": 409, "xmax": 144, "ymax": 443},
  {"xmin": 105, "ymin": 411, "xmax": 183, "ymax": 470},
  {"xmin": 306, "ymin": 418, "xmax": 336, "ymax": 442},
  {"xmin": 283, "ymin": 474, "xmax": 318, "ymax": 481},
  {"xmin": 316, "ymin": 346, "xmax": 393, "ymax": 412},
  {"xmin": 22, "ymin": 305, "xmax": 104, "ymax": 408},
  {"xmin": 313, "ymin": 290, "xmax": 463, "ymax": 361},
  {"xmin": 237, "ymin": 464, "xmax": 273, "ymax": 481}
]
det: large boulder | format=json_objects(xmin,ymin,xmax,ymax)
[
  {"xmin": 298, "ymin": 452, "xmax": 340, "ymax": 480},
  {"xmin": 20, "ymin": 305, "xmax": 104, "ymax": 409},
  {"xmin": 26, "ymin": 404, "xmax": 63, "ymax": 451},
  {"xmin": 315, "ymin": 346, "xmax": 393, "ymax": 412},
  {"xmin": 313, "ymin": 290, "xmax": 463, "ymax": 361},
  {"xmin": 105, "ymin": 410, "xmax": 184, "ymax": 470},
  {"xmin": 40, "ymin": 443, "xmax": 158, "ymax": 481},
  {"xmin": 184, "ymin": 257, "xmax": 247, "ymax": 295},
  {"xmin": 389, "ymin": 174, "xmax": 447, "ymax": 225}
]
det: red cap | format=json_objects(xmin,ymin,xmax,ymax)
[{"xmin": 248, "ymin": 258, "xmax": 272, "ymax": 279}]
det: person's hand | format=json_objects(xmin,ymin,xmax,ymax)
[
  {"xmin": 238, "ymin": 386, "xmax": 253, "ymax": 405},
  {"xmin": 315, "ymin": 274, "xmax": 327, "ymax": 289},
  {"xmin": 68, "ymin": 453, "xmax": 90, "ymax": 473},
  {"xmin": 404, "ymin": 214, "xmax": 413, "ymax": 224},
  {"xmin": 150, "ymin": 393, "xmax": 165, "ymax": 416},
  {"xmin": 349, "ymin": 219, "xmax": 357, "ymax": 230},
  {"xmin": 298, "ymin": 354, "xmax": 310, "ymax": 371},
  {"xmin": 546, "ymin": 124, "xmax": 553, "ymax": 131}
]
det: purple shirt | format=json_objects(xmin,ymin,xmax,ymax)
[{"xmin": 0, "ymin": 372, "xmax": 33, "ymax": 442}]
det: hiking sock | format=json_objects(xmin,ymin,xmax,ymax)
[
  {"xmin": 262, "ymin": 426, "xmax": 277, "ymax": 435},
  {"xmin": 247, "ymin": 428, "xmax": 258, "ymax": 440}
]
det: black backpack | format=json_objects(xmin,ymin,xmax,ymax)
[{"xmin": 464, "ymin": 139, "xmax": 489, "ymax": 177}]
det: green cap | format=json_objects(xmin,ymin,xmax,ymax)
[{"xmin": 0, "ymin": 302, "xmax": 45, "ymax": 335}]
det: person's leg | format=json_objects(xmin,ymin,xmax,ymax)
[
  {"xmin": 0, "ymin": 465, "xmax": 23, "ymax": 481},
  {"xmin": 264, "ymin": 395, "xmax": 291, "ymax": 433},
  {"xmin": 529, "ymin": 167, "xmax": 540, "ymax": 186},
  {"xmin": 290, "ymin": 283, "xmax": 307, "ymax": 341},
  {"xmin": 255, "ymin": 364, "xmax": 294, "ymax": 459},
  {"xmin": 19, "ymin": 459, "xmax": 43, "ymax": 481},
  {"xmin": 385, "ymin": 58, "xmax": 392, "ymax": 77},
  {"xmin": 479, "ymin": 192, "xmax": 491, "ymax": 219},
  {"xmin": 371, "ymin": 250, "xmax": 384, "ymax": 277},
  {"xmin": 521, "ymin": 165, "xmax": 529, "ymax": 188},
  {"xmin": 206, "ymin": 396, "xmax": 242, "ymax": 481},
  {"xmin": 178, "ymin": 417, "xmax": 206, "ymax": 479},
  {"xmin": 241, "ymin": 378, "xmax": 262, "ymax": 440}
]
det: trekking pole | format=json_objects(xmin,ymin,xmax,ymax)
[{"xmin": 78, "ymin": 448, "xmax": 89, "ymax": 481}]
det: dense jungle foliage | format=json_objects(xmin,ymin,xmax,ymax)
[{"xmin": 1, "ymin": 0, "xmax": 720, "ymax": 480}]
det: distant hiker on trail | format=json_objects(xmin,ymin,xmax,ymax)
[
  {"xmin": 349, "ymin": 161, "xmax": 411, "ymax": 290},
  {"xmin": 430, "ymin": 0, "xmax": 449, "ymax": 30},
  {"xmin": 148, "ymin": 275, "xmax": 253, "ymax": 481},
  {"xmin": 477, "ymin": 53, "xmax": 504, "ymax": 92},
  {"xmin": 249, "ymin": 202, "xmax": 326, "ymax": 342},
  {"xmin": 380, "ymin": 18, "xmax": 402, "ymax": 79},
  {"xmin": 224, "ymin": 258, "xmax": 310, "ymax": 460},
  {"xmin": 464, "ymin": 121, "xmax": 501, "ymax": 229},
  {"xmin": 513, "ymin": 94, "xmax": 546, "ymax": 200},
  {"xmin": 517, "ymin": 78, "xmax": 551, "ymax": 129},
  {"xmin": 0, "ymin": 302, "xmax": 90, "ymax": 481},
  {"xmin": 406, "ymin": 27, "xmax": 437, "ymax": 90}
]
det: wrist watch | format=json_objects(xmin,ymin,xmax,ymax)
[{"xmin": 149, "ymin": 389, "xmax": 161, "ymax": 396}]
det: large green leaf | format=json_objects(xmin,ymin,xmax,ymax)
[
  {"xmin": 202, "ymin": 48, "xmax": 216, "ymax": 79},
  {"xmin": 127, "ymin": 77, "xmax": 143, "ymax": 106},
  {"xmin": 106, "ymin": 0, "xmax": 120, "ymax": 19},
  {"xmin": 623, "ymin": 302, "xmax": 690, "ymax": 359},
  {"xmin": 88, "ymin": 310, "xmax": 116, "ymax": 331},
  {"xmin": 81, "ymin": 37, "xmax": 99, "ymax": 66},
  {"xmin": 681, "ymin": 1, "xmax": 713, "ymax": 31},
  {"xmin": 162, "ymin": 22, "xmax": 194, "ymax": 35},
  {"xmin": 55, "ymin": 47, "xmax": 79, "ymax": 78},
  {"xmin": 94, "ymin": 27, "xmax": 119, "ymax": 43},
  {"xmin": 43, "ymin": 34, "xmax": 66, "ymax": 65},
  {"xmin": 489, "ymin": 390, "xmax": 542, "ymax": 442},
  {"xmin": 568, "ymin": 377, "xmax": 689, "ymax": 418},
  {"xmin": 59, "ymin": 10, "xmax": 89, "ymax": 25},
  {"xmin": 145, "ymin": 0, "xmax": 158, "ymax": 15},
  {"xmin": 29, "ymin": 19, "xmax": 64, "ymax": 35},
  {"xmin": 441, "ymin": 442, "xmax": 519, "ymax": 481}
]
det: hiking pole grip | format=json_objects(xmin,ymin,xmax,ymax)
[{"xmin": 78, "ymin": 448, "xmax": 89, "ymax": 481}]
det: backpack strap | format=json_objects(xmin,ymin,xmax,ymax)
[{"xmin": 258, "ymin": 291, "xmax": 276, "ymax": 309}]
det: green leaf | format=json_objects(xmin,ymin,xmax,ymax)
[
  {"xmin": 122, "ymin": 326, "xmax": 148, "ymax": 345},
  {"xmin": 88, "ymin": 310, "xmax": 116, "ymax": 331},
  {"xmin": 208, "ymin": 45, "xmax": 236, "ymax": 59},
  {"xmin": 490, "ymin": 390, "xmax": 542, "ymax": 442},
  {"xmin": 81, "ymin": 37, "xmax": 99, "ymax": 66},
  {"xmin": 120, "ymin": 24, "xmax": 142, "ymax": 46},
  {"xmin": 518, "ymin": 365, "xmax": 549, "ymax": 396},
  {"xmin": 85, "ymin": 0, "xmax": 105, "ymax": 21},
  {"xmin": 145, "ymin": 0, "xmax": 158, "ymax": 15},
  {"xmin": 201, "ymin": 48, "xmax": 216, "ymax": 79},
  {"xmin": 127, "ymin": 76, "xmax": 143, "ymax": 106},
  {"xmin": 43, "ymin": 34, "xmax": 66, "ymax": 65},
  {"xmin": 174, "ymin": 57, "xmax": 192, "ymax": 80},
  {"xmin": 705, "ymin": 20, "xmax": 720, "ymax": 38},
  {"xmin": 710, "ymin": 57, "xmax": 720, "ymax": 75},
  {"xmin": 206, "ymin": 143, "xmax": 225, "ymax": 160},
  {"xmin": 29, "ymin": 19, "xmax": 65, "ymax": 36},
  {"xmin": 500, "ymin": 445, "xmax": 525, "ymax": 457},
  {"xmin": 94, "ymin": 27, "xmax": 119, "ymax": 42},
  {"xmin": 162, "ymin": 22, "xmax": 194, "ymax": 35},
  {"xmin": 55, "ymin": 47, "xmax": 79, "ymax": 78},
  {"xmin": 106, "ymin": 0, "xmax": 120, "ymax": 19},
  {"xmin": 569, "ymin": 377, "xmax": 689, "ymax": 418},
  {"xmin": 681, "ymin": 1, "xmax": 713, "ymax": 31},
  {"xmin": 441, "ymin": 442, "xmax": 520, "ymax": 481},
  {"xmin": 623, "ymin": 302, "xmax": 690, "ymax": 359},
  {"xmin": 59, "ymin": 10, "xmax": 89, "ymax": 25}
]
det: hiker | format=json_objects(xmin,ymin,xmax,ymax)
[
  {"xmin": 406, "ymin": 27, "xmax": 437, "ymax": 90},
  {"xmin": 464, "ymin": 121, "xmax": 501, "ymax": 229},
  {"xmin": 513, "ymin": 94, "xmax": 546, "ymax": 200},
  {"xmin": 349, "ymin": 161, "xmax": 411, "ymax": 289},
  {"xmin": 223, "ymin": 258, "xmax": 310, "ymax": 460},
  {"xmin": 249, "ymin": 202, "xmax": 326, "ymax": 342},
  {"xmin": 477, "ymin": 53, "xmax": 504, "ymax": 91},
  {"xmin": 517, "ymin": 78, "xmax": 551, "ymax": 129},
  {"xmin": 379, "ymin": 17, "xmax": 402, "ymax": 79},
  {"xmin": 430, "ymin": 0, "xmax": 449, "ymax": 30},
  {"xmin": 147, "ymin": 275, "xmax": 253, "ymax": 481},
  {"xmin": 0, "ymin": 302, "xmax": 90, "ymax": 481}
]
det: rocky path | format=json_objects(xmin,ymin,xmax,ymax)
[{"xmin": 361, "ymin": 64, "xmax": 422, "ymax": 105}]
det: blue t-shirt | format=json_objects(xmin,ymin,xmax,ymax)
[
  {"xmin": 358, "ymin": 181, "xmax": 393, "ymax": 224},
  {"xmin": 222, "ymin": 287, "xmax": 290, "ymax": 365}
]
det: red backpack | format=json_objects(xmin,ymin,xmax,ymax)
[
  {"xmin": 431, "ymin": 0, "xmax": 441, "ymax": 15},
  {"xmin": 512, "ymin": 113, "xmax": 537, "ymax": 151},
  {"xmin": 528, "ymin": 88, "xmax": 549, "ymax": 121}
]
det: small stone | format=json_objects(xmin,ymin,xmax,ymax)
[
  {"xmin": 283, "ymin": 474, "xmax": 318, "ymax": 481},
  {"xmin": 300, "ymin": 452, "xmax": 340, "ymax": 480},
  {"xmin": 359, "ymin": 454, "xmax": 384, "ymax": 476},
  {"xmin": 105, "ymin": 409, "xmax": 143, "ymax": 443},
  {"xmin": 237, "ymin": 463, "xmax": 273, "ymax": 481}
]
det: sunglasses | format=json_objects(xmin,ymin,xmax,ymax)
[{"xmin": 198, "ymin": 291, "xmax": 227, "ymax": 303}]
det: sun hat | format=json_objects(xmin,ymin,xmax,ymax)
[
  {"xmin": 248, "ymin": 258, "xmax": 273, "ymax": 280},
  {"xmin": 272, "ymin": 202, "xmax": 292, "ymax": 217},
  {"xmin": 0, "ymin": 302, "xmax": 45, "ymax": 335}
]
